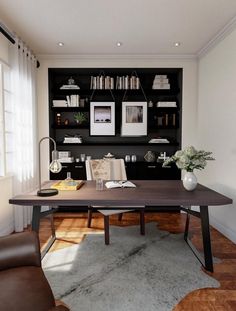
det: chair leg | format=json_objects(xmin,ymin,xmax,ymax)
[
  {"xmin": 87, "ymin": 209, "xmax": 93, "ymax": 228},
  {"xmin": 104, "ymin": 215, "xmax": 110, "ymax": 245},
  {"xmin": 118, "ymin": 213, "xmax": 123, "ymax": 221},
  {"xmin": 140, "ymin": 210, "xmax": 145, "ymax": 235}
]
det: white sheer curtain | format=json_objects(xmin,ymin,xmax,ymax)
[{"xmin": 10, "ymin": 37, "xmax": 38, "ymax": 232}]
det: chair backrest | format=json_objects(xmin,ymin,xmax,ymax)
[{"xmin": 85, "ymin": 159, "xmax": 127, "ymax": 181}]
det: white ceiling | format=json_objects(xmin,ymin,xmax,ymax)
[{"xmin": 1, "ymin": 0, "xmax": 236, "ymax": 56}]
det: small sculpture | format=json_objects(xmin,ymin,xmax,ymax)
[
  {"xmin": 144, "ymin": 150, "xmax": 156, "ymax": 162},
  {"xmin": 103, "ymin": 152, "xmax": 115, "ymax": 159},
  {"xmin": 68, "ymin": 76, "xmax": 75, "ymax": 85}
]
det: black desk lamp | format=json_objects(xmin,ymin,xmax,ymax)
[{"xmin": 37, "ymin": 137, "xmax": 62, "ymax": 196}]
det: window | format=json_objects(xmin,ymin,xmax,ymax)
[{"xmin": 0, "ymin": 62, "xmax": 13, "ymax": 176}]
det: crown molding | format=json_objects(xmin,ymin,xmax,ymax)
[
  {"xmin": 37, "ymin": 53, "xmax": 196, "ymax": 61},
  {"xmin": 197, "ymin": 15, "xmax": 236, "ymax": 59}
]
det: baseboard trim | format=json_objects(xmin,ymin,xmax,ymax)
[{"xmin": 210, "ymin": 215, "xmax": 236, "ymax": 244}]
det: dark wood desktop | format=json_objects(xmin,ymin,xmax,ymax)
[{"xmin": 10, "ymin": 180, "xmax": 232, "ymax": 272}]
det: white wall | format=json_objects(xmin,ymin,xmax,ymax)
[
  {"xmin": 37, "ymin": 56, "xmax": 198, "ymax": 182},
  {"xmin": 0, "ymin": 33, "xmax": 14, "ymax": 236},
  {"xmin": 198, "ymin": 28, "xmax": 236, "ymax": 242}
]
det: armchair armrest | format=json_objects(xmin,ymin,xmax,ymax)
[
  {"xmin": 0, "ymin": 231, "xmax": 41, "ymax": 271},
  {"xmin": 49, "ymin": 306, "xmax": 70, "ymax": 311}
]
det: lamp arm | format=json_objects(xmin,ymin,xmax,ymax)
[
  {"xmin": 39, "ymin": 136, "xmax": 57, "ymax": 150},
  {"xmin": 38, "ymin": 137, "xmax": 57, "ymax": 191}
]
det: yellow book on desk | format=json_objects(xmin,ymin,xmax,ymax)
[{"xmin": 51, "ymin": 180, "xmax": 84, "ymax": 191}]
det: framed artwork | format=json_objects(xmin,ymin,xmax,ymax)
[
  {"xmin": 90, "ymin": 102, "xmax": 115, "ymax": 136},
  {"xmin": 121, "ymin": 102, "xmax": 147, "ymax": 136}
]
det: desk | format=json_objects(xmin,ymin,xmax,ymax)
[{"xmin": 10, "ymin": 180, "xmax": 232, "ymax": 272}]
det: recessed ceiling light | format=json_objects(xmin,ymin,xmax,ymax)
[
  {"xmin": 58, "ymin": 42, "xmax": 64, "ymax": 47},
  {"xmin": 174, "ymin": 42, "xmax": 181, "ymax": 47},
  {"xmin": 116, "ymin": 42, "xmax": 122, "ymax": 47}
]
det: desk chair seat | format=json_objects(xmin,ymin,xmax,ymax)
[{"xmin": 85, "ymin": 159, "xmax": 145, "ymax": 244}]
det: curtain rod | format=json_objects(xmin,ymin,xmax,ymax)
[{"xmin": 0, "ymin": 24, "xmax": 40, "ymax": 68}]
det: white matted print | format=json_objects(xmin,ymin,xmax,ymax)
[
  {"xmin": 90, "ymin": 102, "xmax": 115, "ymax": 136},
  {"xmin": 121, "ymin": 102, "xmax": 147, "ymax": 136}
]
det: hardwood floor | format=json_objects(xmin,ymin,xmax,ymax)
[{"xmin": 39, "ymin": 212, "xmax": 236, "ymax": 311}]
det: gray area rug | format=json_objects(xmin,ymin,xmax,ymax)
[{"xmin": 42, "ymin": 223, "xmax": 219, "ymax": 311}]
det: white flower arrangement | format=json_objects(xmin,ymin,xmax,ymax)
[{"xmin": 163, "ymin": 146, "xmax": 214, "ymax": 172}]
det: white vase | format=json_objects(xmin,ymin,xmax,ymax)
[{"xmin": 183, "ymin": 171, "xmax": 197, "ymax": 191}]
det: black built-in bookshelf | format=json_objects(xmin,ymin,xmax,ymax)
[{"xmin": 49, "ymin": 68, "xmax": 182, "ymax": 183}]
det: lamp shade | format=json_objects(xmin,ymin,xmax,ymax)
[
  {"xmin": 50, "ymin": 150, "xmax": 62, "ymax": 173},
  {"xmin": 49, "ymin": 160, "xmax": 62, "ymax": 173}
]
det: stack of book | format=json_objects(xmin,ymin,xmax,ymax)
[
  {"xmin": 58, "ymin": 157, "xmax": 74, "ymax": 163},
  {"xmin": 58, "ymin": 151, "xmax": 74, "ymax": 162},
  {"xmin": 90, "ymin": 76, "xmax": 114, "ymax": 90},
  {"xmin": 156, "ymin": 101, "xmax": 177, "ymax": 107},
  {"xmin": 66, "ymin": 95, "xmax": 80, "ymax": 107},
  {"xmin": 59, "ymin": 151, "xmax": 71, "ymax": 157},
  {"xmin": 63, "ymin": 135, "xmax": 82, "ymax": 144},
  {"xmin": 116, "ymin": 75, "xmax": 140, "ymax": 89},
  {"xmin": 152, "ymin": 75, "xmax": 170, "ymax": 89},
  {"xmin": 52, "ymin": 100, "xmax": 68, "ymax": 107}
]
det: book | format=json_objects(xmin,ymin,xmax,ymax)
[
  {"xmin": 58, "ymin": 151, "xmax": 71, "ymax": 158},
  {"xmin": 154, "ymin": 78, "xmax": 169, "ymax": 83},
  {"xmin": 58, "ymin": 157, "xmax": 74, "ymax": 163},
  {"xmin": 152, "ymin": 83, "xmax": 170, "ymax": 89},
  {"xmin": 105, "ymin": 180, "xmax": 136, "ymax": 189},
  {"xmin": 52, "ymin": 100, "xmax": 68, "ymax": 107},
  {"xmin": 63, "ymin": 138, "xmax": 82, "ymax": 143},
  {"xmin": 63, "ymin": 135, "xmax": 82, "ymax": 144},
  {"xmin": 155, "ymin": 75, "xmax": 167, "ymax": 79},
  {"xmin": 157, "ymin": 101, "xmax": 177, "ymax": 107},
  {"xmin": 149, "ymin": 138, "xmax": 170, "ymax": 143},
  {"xmin": 51, "ymin": 180, "xmax": 84, "ymax": 191}
]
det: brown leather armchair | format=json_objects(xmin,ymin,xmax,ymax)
[{"xmin": 0, "ymin": 231, "xmax": 69, "ymax": 311}]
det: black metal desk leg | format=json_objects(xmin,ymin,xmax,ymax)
[
  {"xmin": 184, "ymin": 206, "xmax": 191, "ymax": 241},
  {"xmin": 32, "ymin": 206, "xmax": 41, "ymax": 232},
  {"xmin": 32, "ymin": 205, "xmax": 56, "ymax": 259},
  {"xmin": 200, "ymin": 206, "xmax": 213, "ymax": 272},
  {"xmin": 182, "ymin": 205, "xmax": 214, "ymax": 272}
]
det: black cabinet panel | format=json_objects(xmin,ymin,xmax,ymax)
[
  {"xmin": 125, "ymin": 162, "xmax": 180, "ymax": 180},
  {"xmin": 50, "ymin": 163, "xmax": 86, "ymax": 180},
  {"xmin": 51, "ymin": 161, "xmax": 180, "ymax": 181},
  {"xmin": 73, "ymin": 164, "xmax": 86, "ymax": 179}
]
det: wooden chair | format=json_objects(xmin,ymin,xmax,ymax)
[{"xmin": 85, "ymin": 159, "xmax": 145, "ymax": 244}]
